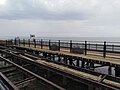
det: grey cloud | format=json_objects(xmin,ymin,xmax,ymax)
[
  {"xmin": 0, "ymin": 0, "xmax": 120, "ymax": 37},
  {"xmin": 0, "ymin": 0, "xmax": 91, "ymax": 20},
  {"xmin": 0, "ymin": 10, "xmax": 90, "ymax": 20}
]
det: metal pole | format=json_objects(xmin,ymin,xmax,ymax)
[
  {"xmin": 14, "ymin": 39, "xmax": 16, "ymax": 45},
  {"xmin": 19, "ymin": 39, "xmax": 20, "ymax": 46},
  {"xmin": 23, "ymin": 39, "xmax": 25, "ymax": 47},
  {"xmin": 6, "ymin": 40, "xmax": 7, "ymax": 46},
  {"xmin": 70, "ymin": 40, "xmax": 72, "ymax": 53},
  {"xmin": 58, "ymin": 40, "xmax": 60, "ymax": 51},
  {"xmin": 34, "ymin": 39, "xmax": 36, "ymax": 48},
  {"xmin": 85, "ymin": 41, "xmax": 87, "ymax": 55},
  {"xmin": 41, "ymin": 39, "xmax": 43, "ymax": 49},
  {"xmin": 103, "ymin": 41, "xmax": 106, "ymax": 58},
  {"xmin": 49, "ymin": 40, "xmax": 51, "ymax": 50},
  {"xmin": 28, "ymin": 39, "xmax": 30, "ymax": 47}
]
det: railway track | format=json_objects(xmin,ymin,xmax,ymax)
[
  {"xmin": 0, "ymin": 47, "xmax": 66, "ymax": 90},
  {"xmin": 0, "ymin": 46, "xmax": 120, "ymax": 90}
]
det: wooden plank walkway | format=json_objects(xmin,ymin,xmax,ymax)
[
  {"xmin": 19, "ymin": 53, "xmax": 120, "ymax": 89},
  {"xmin": 17, "ymin": 45, "xmax": 120, "ymax": 66},
  {"xmin": 36, "ymin": 59, "xmax": 120, "ymax": 88}
]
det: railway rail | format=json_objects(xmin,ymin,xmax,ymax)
[{"xmin": 0, "ymin": 45, "xmax": 120, "ymax": 90}]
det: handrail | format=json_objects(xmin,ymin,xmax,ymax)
[{"xmin": 4, "ymin": 39, "xmax": 120, "ymax": 58}]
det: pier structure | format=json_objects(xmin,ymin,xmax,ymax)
[{"xmin": 0, "ymin": 39, "xmax": 120, "ymax": 89}]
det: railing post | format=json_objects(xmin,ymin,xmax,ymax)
[
  {"xmin": 103, "ymin": 41, "xmax": 106, "ymax": 58},
  {"xmin": 85, "ymin": 41, "xmax": 87, "ymax": 55},
  {"xmin": 23, "ymin": 39, "xmax": 25, "ymax": 47},
  {"xmin": 11, "ymin": 39, "xmax": 13, "ymax": 45},
  {"xmin": 41, "ymin": 39, "xmax": 43, "ymax": 49},
  {"xmin": 70, "ymin": 40, "xmax": 72, "ymax": 53},
  {"xmin": 14, "ymin": 39, "xmax": 16, "ymax": 45},
  {"xmin": 6, "ymin": 40, "xmax": 7, "ymax": 46},
  {"xmin": 58, "ymin": 40, "xmax": 60, "ymax": 51},
  {"xmin": 19, "ymin": 39, "xmax": 20, "ymax": 46},
  {"xmin": 34, "ymin": 39, "xmax": 36, "ymax": 48},
  {"xmin": 28, "ymin": 39, "xmax": 30, "ymax": 47},
  {"xmin": 49, "ymin": 40, "xmax": 51, "ymax": 50}
]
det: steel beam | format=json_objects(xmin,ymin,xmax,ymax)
[
  {"xmin": 0, "ymin": 72, "xmax": 19, "ymax": 90},
  {"xmin": 0, "ymin": 56, "xmax": 66, "ymax": 90}
]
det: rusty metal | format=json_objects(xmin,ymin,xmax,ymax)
[
  {"xmin": 0, "ymin": 72, "xmax": 19, "ymax": 90},
  {"xmin": 0, "ymin": 48, "xmax": 120, "ymax": 90},
  {"xmin": 16, "ymin": 53, "xmax": 120, "ymax": 90},
  {"xmin": 1, "ymin": 46, "xmax": 120, "ymax": 89},
  {"xmin": 0, "ymin": 56, "xmax": 66, "ymax": 90},
  {"xmin": 14, "ymin": 76, "xmax": 35, "ymax": 88}
]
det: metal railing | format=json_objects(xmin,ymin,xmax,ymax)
[{"xmin": 5, "ymin": 39, "xmax": 120, "ymax": 58}]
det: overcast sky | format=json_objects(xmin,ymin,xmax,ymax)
[{"xmin": 0, "ymin": 0, "xmax": 120, "ymax": 37}]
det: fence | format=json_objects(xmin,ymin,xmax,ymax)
[{"xmin": 5, "ymin": 39, "xmax": 120, "ymax": 58}]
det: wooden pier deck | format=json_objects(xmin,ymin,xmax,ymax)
[
  {"xmin": 0, "ymin": 39, "xmax": 120, "ymax": 90},
  {"xmin": 17, "ymin": 45, "xmax": 120, "ymax": 66},
  {"xmin": 1, "ymin": 39, "xmax": 120, "ymax": 90},
  {"xmin": 1, "ymin": 48, "xmax": 120, "ymax": 90}
]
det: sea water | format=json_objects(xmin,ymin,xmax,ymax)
[{"xmin": 1, "ymin": 36, "xmax": 120, "ymax": 42}]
